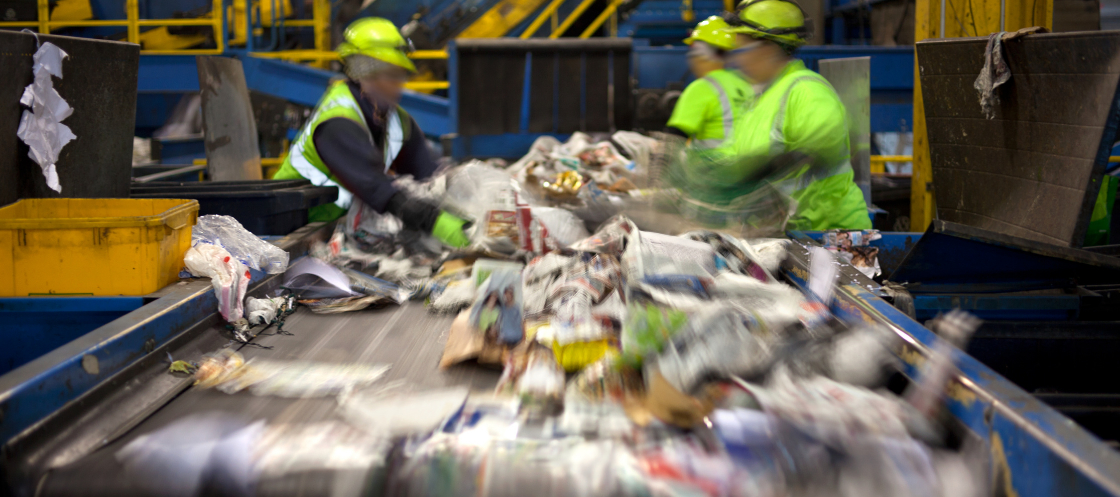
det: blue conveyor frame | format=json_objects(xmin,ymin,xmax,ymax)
[{"xmin": 2, "ymin": 230, "xmax": 1120, "ymax": 495}]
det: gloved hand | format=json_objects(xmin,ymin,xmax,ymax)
[
  {"xmin": 385, "ymin": 192, "xmax": 471, "ymax": 248},
  {"xmin": 432, "ymin": 211, "xmax": 470, "ymax": 248}
]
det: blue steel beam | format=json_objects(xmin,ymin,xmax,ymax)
[
  {"xmin": 137, "ymin": 55, "xmax": 204, "ymax": 93},
  {"xmin": 452, "ymin": 133, "xmax": 572, "ymax": 160},
  {"xmin": 632, "ymin": 45, "xmax": 914, "ymax": 90},
  {"xmin": 0, "ymin": 219, "xmax": 340, "ymax": 449},
  {"xmin": 0, "ymin": 298, "xmax": 146, "ymax": 375},
  {"xmin": 137, "ymin": 54, "xmax": 450, "ymax": 137},
  {"xmin": 0, "ymin": 281, "xmax": 219, "ymax": 446}
]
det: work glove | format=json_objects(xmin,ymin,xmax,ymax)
[
  {"xmin": 432, "ymin": 211, "xmax": 471, "ymax": 248},
  {"xmin": 386, "ymin": 192, "xmax": 471, "ymax": 248}
]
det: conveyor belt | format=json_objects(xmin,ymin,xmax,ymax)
[
  {"xmin": 36, "ymin": 303, "xmax": 500, "ymax": 497},
  {"xmin": 10, "ymin": 227, "xmax": 1120, "ymax": 497}
]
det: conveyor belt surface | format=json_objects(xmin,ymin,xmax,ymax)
[{"xmin": 36, "ymin": 303, "xmax": 500, "ymax": 497}]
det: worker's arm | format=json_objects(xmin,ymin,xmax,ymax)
[
  {"xmin": 665, "ymin": 80, "xmax": 717, "ymax": 138},
  {"xmin": 314, "ymin": 117, "xmax": 399, "ymax": 213},
  {"xmin": 782, "ymin": 80, "xmax": 850, "ymax": 172},
  {"xmin": 313, "ymin": 117, "xmax": 469, "ymax": 247}
]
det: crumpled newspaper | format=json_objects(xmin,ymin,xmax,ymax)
[{"xmin": 16, "ymin": 42, "xmax": 74, "ymax": 193}]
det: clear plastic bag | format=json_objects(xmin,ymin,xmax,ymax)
[
  {"xmin": 192, "ymin": 215, "xmax": 289, "ymax": 274},
  {"xmin": 184, "ymin": 243, "xmax": 250, "ymax": 322},
  {"xmin": 442, "ymin": 161, "xmax": 527, "ymax": 223}
]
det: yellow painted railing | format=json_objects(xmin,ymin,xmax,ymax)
[
  {"xmin": 869, "ymin": 155, "xmax": 913, "ymax": 174},
  {"xmin": 522, "ymin": 0, "xmax": 623, "ymax": 39},
  {"xmin": 551, "ymin": 0, "xmax": 598, "ymax": 38},
  {"xmin": 580, "ymin": 0, "xmax": 625, "ymax": 38},
  {"xmin": 0, "ymin": 0, "xmax": 446, "ymax": 90},
  {"xmin": 521, "ymin": 0, "xmax": 568, "ymax": 38},
  {"xmin": 0, "ymin": 0, "xmax": 226, "ymax": 55}
]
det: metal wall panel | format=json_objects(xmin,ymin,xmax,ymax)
[
  {"xmin": 0, "ymin": 31, "xmax": 138, "ymax": 207},
  {"xmin": 453, "ymin": 38, "xmax": 632, "ymax": 136},
  {"xmin": 196, "ymin": 56, "xmax": 263, "ymax": 181},
  {"xmin": 916, "ymin": 32, "xmax": 1120, "ymax": 247}
]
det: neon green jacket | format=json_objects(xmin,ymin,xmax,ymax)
[
  {"xmin": 724, "ymin": 60, "xmax": 871, "ymax": 231},
  {"xmin": 274, "ymin": 80, "xmax": 410, "ymax": 222},
  {"xmin": 666, "ymin": 68, "xmax": 751, "ymax": 149}
]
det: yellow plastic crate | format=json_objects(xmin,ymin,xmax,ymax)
[{"xmin": 0, "ymin": 199, "xmax": 199, "ymax": 296}]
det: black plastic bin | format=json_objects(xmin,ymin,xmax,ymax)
[{"xmin": 131, "ymin": 180, "xmax": 339, "ymax": 236}]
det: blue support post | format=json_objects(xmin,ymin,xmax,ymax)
[
  {"xmin": 520, "ymin": 52, "xmax": 533, "ymax": 133},
  {"xmin": 831, "ymin": 15, "xmax": 846, "ymax": 45}
]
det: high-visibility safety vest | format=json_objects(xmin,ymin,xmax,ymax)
[
  {"xmin": 727, "ymin": 60, "xmax": 871, "ymax": 231},
  {"xmin": 666, "ymin": 68, "xmax": 751, "ymax": 150},
  {"xmin": 274, "ymin": 80, "xmax": 410, "ymax": 222}
]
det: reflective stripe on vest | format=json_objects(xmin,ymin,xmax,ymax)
[
  {"xmin": 285, "ymin": 83, "xmax": 406, "ymax": 209},
  {"xmin": 287, "ymin": 145, "xmax": 355, "ymax": 209},
  {"xmin": 385, "ymin": 109, "xmax": 403, "ymax": 171},
  {"xmin": 768, "ymin": 75, "xmax": 852, "ymax": 194},
  {"xmin": 693, "ymin": 75, "xmax": 737, "ymax": 149}
]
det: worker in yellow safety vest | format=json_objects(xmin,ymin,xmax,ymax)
[
  {"xmin": 718, "ymin": 0, "xmax": 872, "ymax": 230},
  {"xmin": 665, "ymin": 16, "xmax": 751, "ymax": 151},
  {"xmin": 274, "ymin": 17, "xmax": 470, "ymax": 247}
]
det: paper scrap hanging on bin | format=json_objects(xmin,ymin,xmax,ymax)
[{"xmin": 16, "ymin": 42, "xmax": 75, "ymax": 193}]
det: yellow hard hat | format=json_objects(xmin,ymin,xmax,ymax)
[
  {"xmin": 337, "ymin": 17, "xmax": 417, "ymax": 73},
  {"xmin": 726, "ymin": 0, "xmax": 811, "ymax": 47},
  {"xmin": 683, "ymin": 16, "xmax": 737, "ymax": 51}
]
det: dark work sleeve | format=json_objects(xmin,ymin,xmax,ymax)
[
  {"xmin": 662, "ymin": 126, "xmax": 688, "ymax": 138},
  {"xmin": 313, "ymin": 117, "xmax": 398, "ymax": 213},
  {"xmin": 390, "ymin": 116, "xmax": 439, "ymax": 180}
]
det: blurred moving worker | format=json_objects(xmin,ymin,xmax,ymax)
[
  {"xmin": 665, "ymin": 16, "xmax": 751, "ymax": 150},
  {"xmin": 724, "ymin": 0, "xmax": 871, "ymax": 230},
  {"xmin": 275, "ymin": 17, "xmax": 470, "ymax": 247}
]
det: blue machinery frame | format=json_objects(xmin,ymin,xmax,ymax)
[
  {"xmin": 2, "ymin": 229, "xmax": 1120, "ymax": 494},
  {"xmin": 631, "ymin": 43, "xmax": 914, "ymax": 132},
  {"xmin": 135, "ymin": 43, "xmax": 912, "ymax": 160},
  {"xmin": 445, "ymin": 42, "xmax": 912, "ymax": 158}
]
